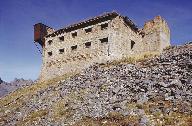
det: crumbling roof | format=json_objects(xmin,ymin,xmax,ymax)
[
  {"xmin": 122, "ymin": 16, "xmax": 138, "ymax": 32},
  {"xmin": 46, "ymin": 11, "xmax": 139, "ymax": 38}
]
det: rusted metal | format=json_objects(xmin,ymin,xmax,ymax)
[{"xmin": 34, "ymin": 23, "xmax": 48, "ymax": 47}]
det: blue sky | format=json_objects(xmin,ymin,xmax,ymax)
[{"xmin": 0, "ymin": 0, "xmax": 192, "ymax": 82}]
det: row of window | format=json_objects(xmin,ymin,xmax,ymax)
[
  {"xmin": 47, "ymin": 23, "xmax": 108, "ymax": 45},
  {"xmin": 47, "ymin": 37, "xmax": 109, "ymax": 57}
]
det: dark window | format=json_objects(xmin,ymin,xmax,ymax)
[
  {"xmin": 51, "ymin": 34, "xmax": 56, "ymax": 37},
  {"xmin": 85, "ymin": 28, "xmax": 92, "ymax": 33},
  {"xmin": 48, "ymin": 40, "xmax": 52, "ymax": 45},
  {"xmin": 101, "ymin": 23, "xmax": 108, "ymax": 30},
  {"xmin": 85, "ymin": 42, "xmax": 91, "ymax": 48},
  {"xmin": 72, "ymin": 32, "xmax": 77, "ymax": 38},
  {"xmin": 59, "ymin": 49, "xmax": 64, "ymax": 54},
  {"xmin": 131, "ymin": 40, "xmax": 135, "ymax": 49},
  {"xmin": 48, "ymin": 51, "xmax": 52, "ymax": 56},
  {"xmin": 71, "ymin": 45, "xmax": 77, "ymax": 51},
  {"xmin": 59, "ymin": 36, "xmax": 64, "ymax": 41},
  {"xmin": 100, "ymin": 37, "xmax": 108, "ymax": 43}
]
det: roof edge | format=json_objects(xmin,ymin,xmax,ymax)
[{"xmin": 45, "ymin": 11, "xmax": 139, "ymax": 38}]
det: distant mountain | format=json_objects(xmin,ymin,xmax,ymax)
[{"xmin": 0, "ymin": 78, "xmax": 34, "ymax": 97}]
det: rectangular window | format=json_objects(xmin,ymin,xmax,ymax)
[
  {"xmin": 48, "ymin": 51, "xmax": 52, "ymax": 56},
  {"xmin": 85, "ymin": 42, "xmax": 91, "ymax": 48},
  {"xmin": 59, "ymin": 36, "xmax": 64, "ymax": 41},
  {"xmin": 131, "ymin": 40, "xmax": 135, "ymax": 49},
  {"xmin": 59, "ymin": 49, "xmax": 64, "ymax": 54},
  {"xmin": 71, "ymin": 45, "xmax": 77, "ymax": 51},
  {"xmin": 101, "ymin": 23, "xmax": 108, "ymax": 30},
  {"xmin": 48, "ymin": 40, "xmax": 52, "ymax": 45},
  {"xmin": 72, "ymin": 32, "xmax": 77, "ymax": 38},
  {"xmin": 85, "ymin": 28, "xmax": 92, "ymax": 33},
  {"xmin": 100, "ymin": 37, "xmax": 108, "ymax": 43}
]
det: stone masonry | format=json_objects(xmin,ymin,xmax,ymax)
[{"xmin": 34, "ymin": 12, "xmax": 170, "ymax": 81}]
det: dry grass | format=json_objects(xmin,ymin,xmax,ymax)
[
  {"xmin": 100, "ymin": 51, "xmax": 160, "ymax": 68},
  {"xmin": 51, "ymin": 99, "xmax": 74, "ymax": 121},
  {"xmin": 73, "ymin": 112, "xmax": 140, "ymax": 126},
  {"xmin": 17, "ymin": 109, "xmax": 48, "ymax": 126}
]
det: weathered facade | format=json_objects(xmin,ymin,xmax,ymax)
[{"xmin": 34, "ymin": 12, "xmax": 170, "ymax": 81}]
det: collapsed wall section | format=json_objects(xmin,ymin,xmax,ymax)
[{"xmin": 142, "ymin": 16, "xmax": 170, "ymax": 52}]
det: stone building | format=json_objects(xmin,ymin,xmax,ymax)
[{"xmin": 34, "ymin": 12, "xmax": 170, "ymax": 81}]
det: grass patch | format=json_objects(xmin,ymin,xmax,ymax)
[
  {"xmin": 51, "ymin": 99, "xmax": 74, "ymax": 121},
  {"xmin": 73, "ymin": 112, "xmax": 140, "ymax": 126},
  {"xmin": 17, "ymin": 109, "xmax": 48, "ymax": 126}
]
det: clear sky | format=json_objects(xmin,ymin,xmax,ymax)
[{"xmin": 0, "ymin": 0, "xmax": 192, "ymax": 82}]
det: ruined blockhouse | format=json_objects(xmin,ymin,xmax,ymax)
[{"xmin": 34, "ymin": 12, "xmax": 170, "ymax": 81}]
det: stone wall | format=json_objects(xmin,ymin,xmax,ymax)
[
  {"xmin": 110, "ymin": 16, "xmax": 143, "ymax": 59},
  {"xmin": 40, "ymin": 20, "xmax": 115, "ymax": 80}
]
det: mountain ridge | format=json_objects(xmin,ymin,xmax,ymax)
[{"xmin": 0, "ymin": 78, "xmax": 34, "ymax": 97}]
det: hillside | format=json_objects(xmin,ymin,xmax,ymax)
[{"xmin": 0, "ymin": 43, "xmax": 192, "ymax": 126}]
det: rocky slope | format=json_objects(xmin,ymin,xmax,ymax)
[
  {"xmin": 0, "ymin": 78, "xmax": 34, "ymax": 97},
  {"xmin": 0, "ymin": 43, "xmax": 191, "ymax": 126}
]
